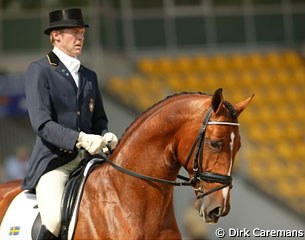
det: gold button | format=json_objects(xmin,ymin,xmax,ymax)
[{"xmin": 77, "ymin": 111, "xmax": 80, "ymax": 116}]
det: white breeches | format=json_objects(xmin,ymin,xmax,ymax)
[{"xmin": 35, "ymin": 151, "xmax": 85, "ymax": 237}]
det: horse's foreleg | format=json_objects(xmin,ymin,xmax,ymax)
[
  {"xmin": 159, "ymin": 230, "xmax": 182, "ymax": 240},
  {"xmin": 158, "ymin": 200, "xmax": 182, "ymax": 240}
]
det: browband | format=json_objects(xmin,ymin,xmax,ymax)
[{"xmin": 207, "ymin": 121, "xmax": 240, "ymax": 126}]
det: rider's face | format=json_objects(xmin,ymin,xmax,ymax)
[{"xmin": 51, "ymin": 27, "xmax": 85, "ymax": 57}]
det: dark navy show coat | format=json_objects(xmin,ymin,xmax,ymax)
[{"xmin": 22, "ymin": 51, "xmax": 108, "ymax": 190}]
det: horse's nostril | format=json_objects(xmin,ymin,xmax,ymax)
[{"xmin": 209, "ymin": 206, "xmax": 221, "ymax": 219}]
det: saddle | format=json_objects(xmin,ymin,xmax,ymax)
[
  {"xmin": 0, "ymin": 156, "xmax": 105, "ymax": 240},
  {"xmin": 60, "ymin": 157, "xmax": 104, "ymax": 240}
]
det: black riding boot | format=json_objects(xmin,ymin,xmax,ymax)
[{"xmin": 36, "ymin": 225, "xmax": 58, "ymax": 240}]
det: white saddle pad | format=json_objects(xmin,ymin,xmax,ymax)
[
  {"xmin": 0, "ymin": 159, "xmax": 104, "ymax": 240},
  {"xmin": 0, "ymin": 191, "xmax": 39, "ymax": 240}
]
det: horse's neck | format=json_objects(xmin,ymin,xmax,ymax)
[
  {"xmin": 110, "ymin": 95, "xmax": 209, "ymax": 180},
  {"xmin": 110, "ymin": 132, "xmax": 180, "ymax": 182},
  {"xmin": 111, "ymin": 111, "xmax": 180, "ymax": 179}
]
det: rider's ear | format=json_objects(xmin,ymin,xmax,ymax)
[
  {"xmin": 211, "ymin": 88, "xmax": 224, "ymax": 114},
  {"xmin": 234, "ymin": 94, "xmax": 255, "ymax": 116}
]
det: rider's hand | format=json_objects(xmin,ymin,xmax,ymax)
[
  {"xmin": 103, "ymin": 132, "xmax": 118, "ymax": 151},
  {"xmin": 76, "ymin": 132, "xmax": 106, "ymax": 155}
]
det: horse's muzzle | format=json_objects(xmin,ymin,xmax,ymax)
[{"xmin": 194, "ymin": 195, "xmax": 230, "ymax": 223}]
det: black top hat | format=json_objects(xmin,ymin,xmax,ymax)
[{"xmin": 44, "ymin": 8, "xmax": 89, "ymax": 35}]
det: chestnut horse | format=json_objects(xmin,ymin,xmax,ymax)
[{"xmin": 0, "ymin": 89, "xmax": 253, "ymax": 239}]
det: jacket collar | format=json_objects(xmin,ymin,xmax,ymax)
[
  {"xmin": 52, "ymin": 47, "xmax": 81, "ymax": 75},
  {"xmin": 47, "ymin": 51, "xmax": 78, "ymax": 92},
  {"xmin": 46, "ymin": 51, "xmax": 87, "ymax": 95},
  {"xmin": 46, "ymin": 51, "xmax": 60, "ymax": 66}
]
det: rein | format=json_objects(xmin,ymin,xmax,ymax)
[
  {"xmin": 101, "ymin": 103, "xmax": 239, "ymax": 198},
  {"xmin": 101, "ymin": 156, "xmax": 194, "ymax": 186}
]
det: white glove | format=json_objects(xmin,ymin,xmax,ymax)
[
  {"xmin": 76, "ymin": 132, "xmax": 106, "ymax": 155},
  {"xmin": 103, "ymin": 132, "xmax": 118, "ymax": 151}
]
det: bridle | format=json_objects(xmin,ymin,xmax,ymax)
[
  {"xmin": 100, "ymin": 101, "xmax": 239, "ymax": 199},
  {"xmin": 184, "ymin": 102, "xmax": 239, "ymax": 199}
]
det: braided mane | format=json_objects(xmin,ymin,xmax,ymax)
[{"xmin": 119, "ymin": 92, "xmax": 210, "ymax": 142}]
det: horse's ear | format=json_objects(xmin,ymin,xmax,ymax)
[
  {"xmin": 211, "ymin": 88, "xmax": 224, "ymax": 114},
  {"xmin": 234, "ymin": 94, "xmax": 255, "ymax": 116}
]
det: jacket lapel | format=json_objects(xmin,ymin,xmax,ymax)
[{"xmin": 47, "ymin": 51, "xmax": 78, "ymax": 93}]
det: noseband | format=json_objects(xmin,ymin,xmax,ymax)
[{"xmin": 101, "ymin": 101, "xmax": 239, "ymax": 199}]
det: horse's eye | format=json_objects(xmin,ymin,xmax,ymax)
[{"xmin": 209, "ymin": 140, "xmax": 223, "ymax": 151}]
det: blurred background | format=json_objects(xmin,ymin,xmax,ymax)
[{"xmin": 0, "ymin": 0, "xmax": 304, "ymax": 239}]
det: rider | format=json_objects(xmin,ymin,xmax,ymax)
[{"xmin": 22, "ymin": 8, "xmax": 118, "ymax": 240}]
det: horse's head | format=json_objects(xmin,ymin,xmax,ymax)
[{"xmin": 177, "ymin": 89, "xmax": 253, "ymax": 223}]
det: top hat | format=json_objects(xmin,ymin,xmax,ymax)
[{"xmin": 44, "ymin": 8, "xmax": 89, "ymax": 35}]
